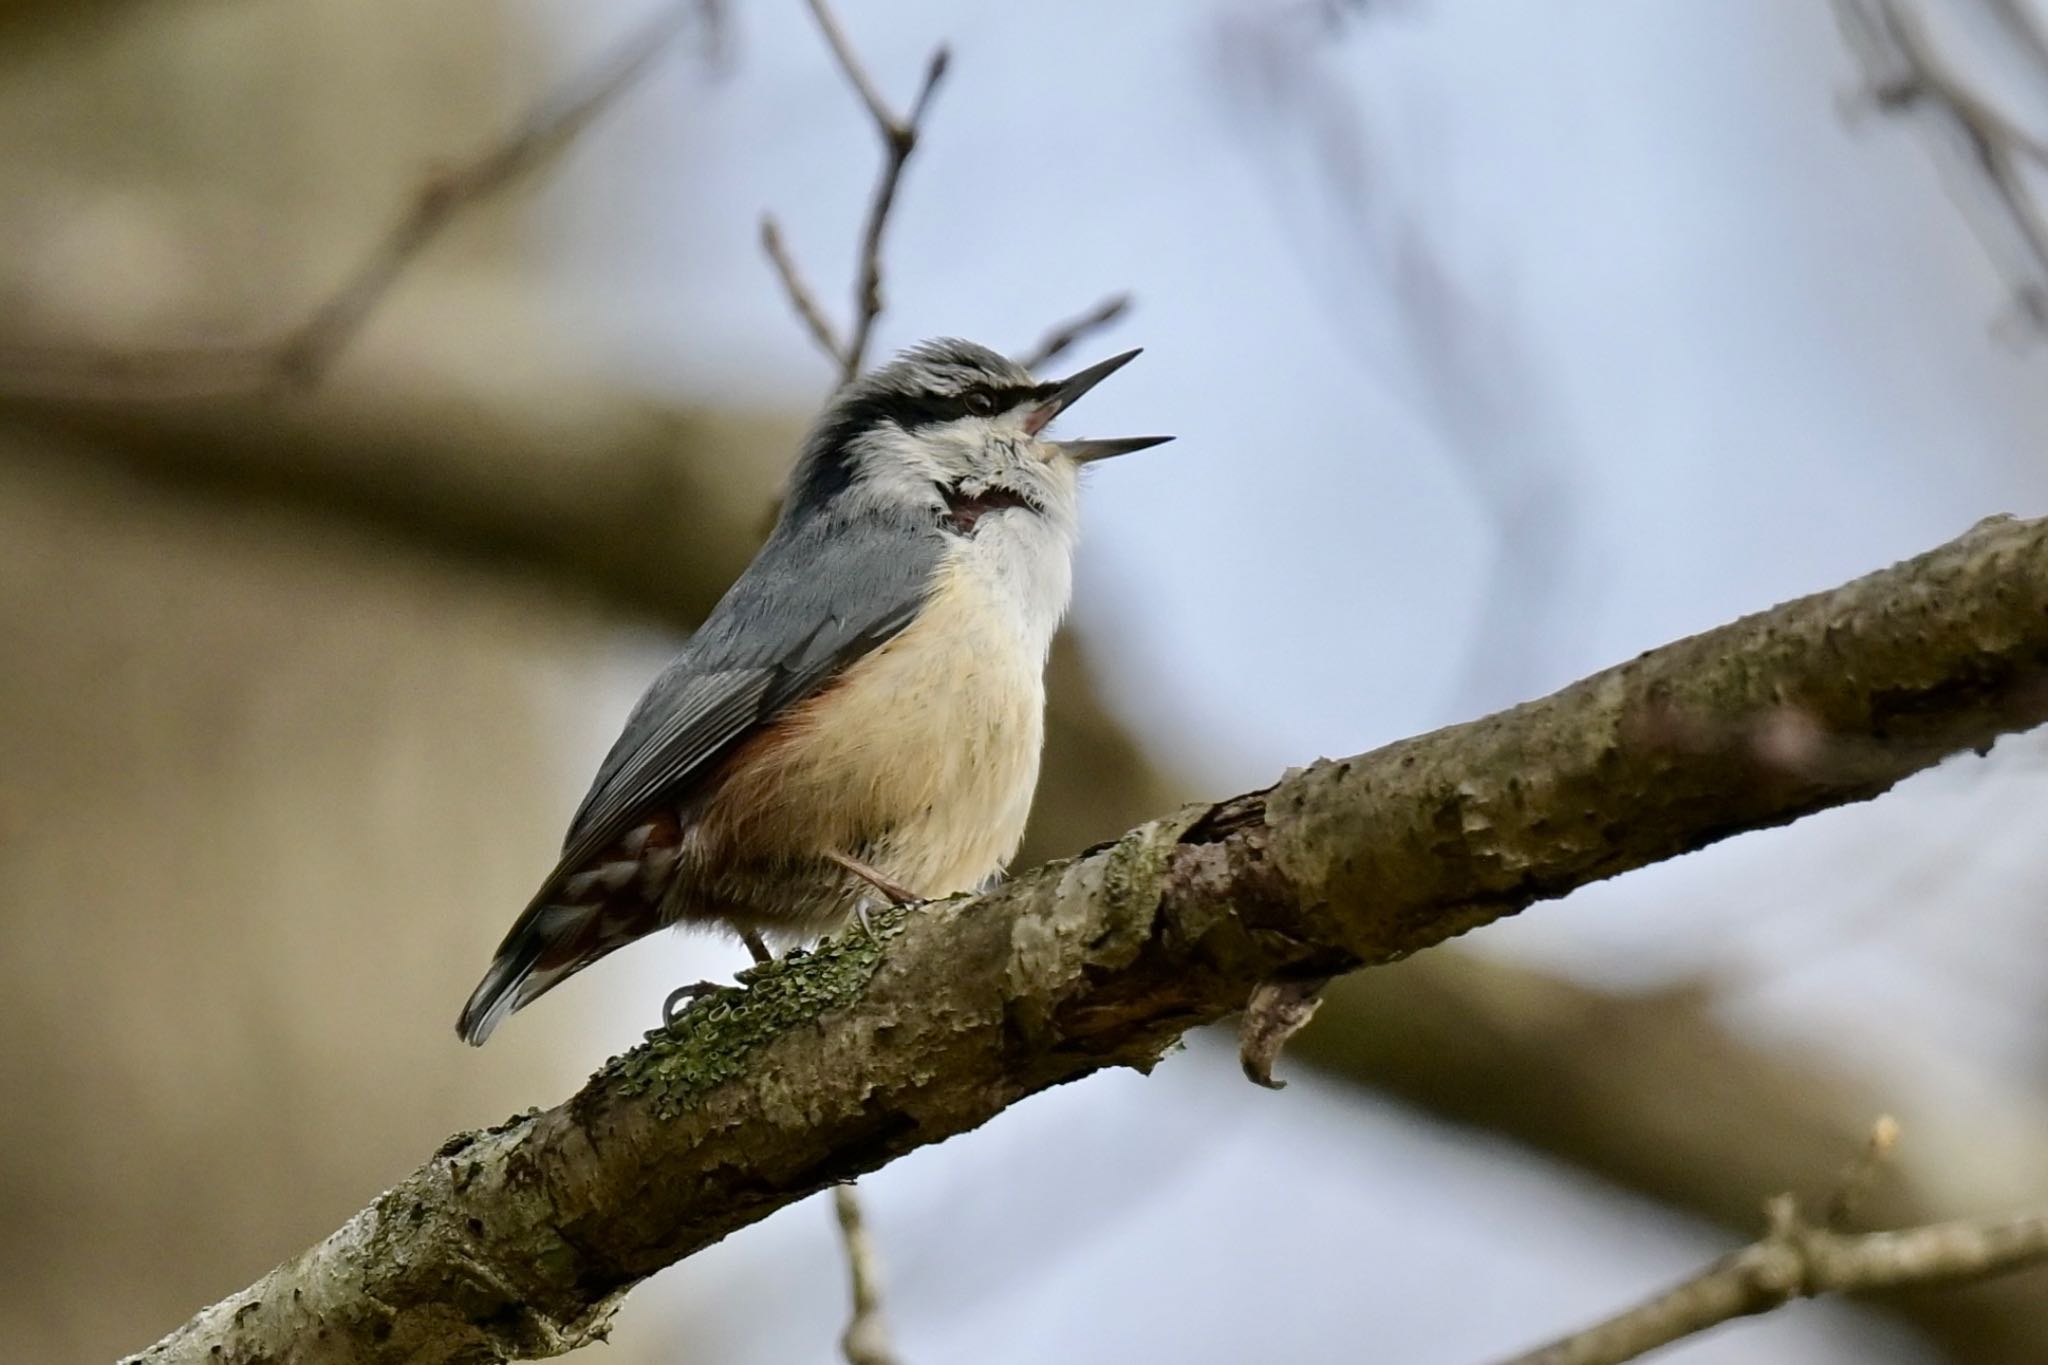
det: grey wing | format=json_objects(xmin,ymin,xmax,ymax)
[
  {"xmin": 454, "ymin": 510, "xmax": 942, "ymax": 1044},
  {"xmin": 557, "ymin": 507, "xmax": 942, "ymax": 877}
]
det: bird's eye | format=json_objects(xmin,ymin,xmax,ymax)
[{"xmin": 963, "ymin": 389, "xmax": 997, "ymax": 417}]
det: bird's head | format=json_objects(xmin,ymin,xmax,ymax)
[{"xmin": 784, "ymin": 338, "xmax": 1170, "ymax": 536}]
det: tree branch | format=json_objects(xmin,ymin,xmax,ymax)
[
  {"xmin": 0, "ymin": 0, "xmax": 708, "ymax": 401},
  {"xmin": 760, "ymin": 214, "xmax": 849, "ymax": 369},
  {"xmin": 1499, "ymin": 1197, "xmax": 2048, "ymax": 1365},
  {"xmin": 1016, "ymin": 293, "xmax": 1135, "ymax": 372},
  {"xmin": 125, "ymin": 512, "xmax": 2048, "ymax": 1364}
]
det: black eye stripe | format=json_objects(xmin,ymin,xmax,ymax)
[
  {"xmin": 786, "ymin": 373, "xmax": 1059, "ymax": 515},
  {"xmin": 880, "ymin": 382, "xmax": 1056, "ymax": 429}
]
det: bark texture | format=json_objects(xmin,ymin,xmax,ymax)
[{"xmin": 131, "ymin": 513, "xmax": 2048, "ymax": 1365}]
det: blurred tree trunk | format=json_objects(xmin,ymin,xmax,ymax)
[{"xmin": 0, "ymin": 4, "xmax": 611, "ymax": 1361}]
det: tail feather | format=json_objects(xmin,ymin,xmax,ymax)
[
  {"xmin": 455, "ymin": 940, "xmax": 543, "ymax": 1047},
  {"xmin": 459, "ymin": 812, "xmax": 685, "ymax": 1045},
  {"xmin": 455, "ymin": 897, "xmax": 657, "ymax": 1045}
]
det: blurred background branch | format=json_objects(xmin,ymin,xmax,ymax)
[
  {"xmin": 0, "ymin": 0, "xmax": 712, "ymax": 400},
  {"xmin": 1017, "ymin": 293, "xmax": 1135, "ymax": 372},
  {"xmin": 833, "ymin": 1185, "xmax": 900, "ymax": 1365},
  {"xmin": 1300, "ymin": 957, "xmax": 2048, "ymax": 1362},
  {"xmin": 1504, "ymin": 1190, "xmax": 2048, "ymax": 1365},
  {"xmin": 1834, "ymin": 0, "xmax": 2048, "ymax": 338}
]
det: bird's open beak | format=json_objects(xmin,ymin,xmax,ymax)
[{"xmin": 1024, "ymin": 347, "xmax": 1174, "ymax": 464}]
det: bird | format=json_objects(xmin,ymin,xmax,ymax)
[{"xmin": 455, "ymin": 338, "xmax": 1169, "ymax": 1044}]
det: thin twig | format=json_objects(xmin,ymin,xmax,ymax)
[
  {"xmin": 801, "ymin": 0, "xmax": 901, "ymax": 139},
  {"xmin": 832, "ymin": 1185, "xmax": 900, "ymax": 1365},
  {"xmin": 1017, "ymin": 293, "xmax": 1134, "ymax": 371},
  {"xmin": 1497, "ymin": 1125, "xmax": 2048, "ymax": 1365},
  {"xmin": 839, "ymin": 46, "xmax": 950, "ymax": 382},
  {"xmin": 1985, "ymin": 0, "xmax": 2048, "ymax": 90},
  {"xmin": 765, "ymin": 0, "xmax": 949, "ymax": 385},
  {"xmin": 767, "ymin": 1, "xmax": 1135, "ymax": 388},
  {"xmin": 1499, "ymin": 1207, "xmax": 2048, "ymax": 1365},
  {"xmin": 1834, "ymin": 0, "xmax": 2048, "ymax": 334},
  {"xmin": 0, "ymin": 0, "xmax": 708, "ymax": 401},
  {"xmin": 760, "ymin": 215, "xmax": 848, "ymax": 366}
]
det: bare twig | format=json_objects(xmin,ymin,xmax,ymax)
[
  {"xmin": 760, "ymin": 215, "xmax": 848, "ymax": 366},
  {"xmin": 1986, "ymin": 0, "xmax": 2048, "ymax": 72},
  {"xmin": 1497, "ymin": 1198, "xmax": 2048, "ymax": 1365},
  {"xmin": 764, "ymin": 0, "xmax": 949, "ymax": 385},
  {"xmin": 801, "ymin": 0, "xmax": 901, "ymax": 137},
  {"xmin": 1017, "ymin": 293, "xmax": 1134, "ymax": 372},
  {"xmin": 832, "ymin": 1185, "xmax": 900, "ymax": 1365},
  {"xmin": 766, "ymin": 2, "xmax": 1134, "ymax": 389},
  {"xmin": 840, "ymin": 45, "xmax": 949, "ymax": 380},
  {"xmin": 0, "ymin": 1, "xmax": 707, "ymax": 401},
  {"xmin": 1834, "ymin": 0, "xmax": 2048, "ymax": 334}
]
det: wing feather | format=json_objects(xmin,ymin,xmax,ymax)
[{"xmin": 455, "ymin": 503, "xmax": 943, "ymax": 1042}]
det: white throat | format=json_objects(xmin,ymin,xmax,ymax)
[{"xmin": 945, "ymin": 505, "xmax": 1076, "ymax": 666}]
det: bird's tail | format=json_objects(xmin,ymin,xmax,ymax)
[
  {"xmin": 456, "ymin": 901, "xmax": 591, "ymax": 1045},
  {"xmin": 456, "ymin": 887, "xmax": 665, "ymax": 1045},
  {"xmin": 458, "ymin": 814, "xmax": 684, "ymax": 1045}
]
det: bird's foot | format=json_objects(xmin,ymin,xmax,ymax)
[
  {"xmin": 663, "ymin": 980, "xmax": 726, "ymax": 1031},
  {"xmin": 826, "ymin": 850, "xmax": 921, "ymax": 907}
]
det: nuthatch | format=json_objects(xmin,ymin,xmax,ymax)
[{"xmin": 457, "ymin": 339, "xmax": 1168, "ymax": 1044}]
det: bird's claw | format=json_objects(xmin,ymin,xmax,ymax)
[{"xmin": 663, "ymin": 980, "xmax": 724, "ymax": 1031}]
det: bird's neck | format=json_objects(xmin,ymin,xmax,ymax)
[{"xmin": 941, "ymin": 508, "xmax": 1075, "ymax": 666}]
